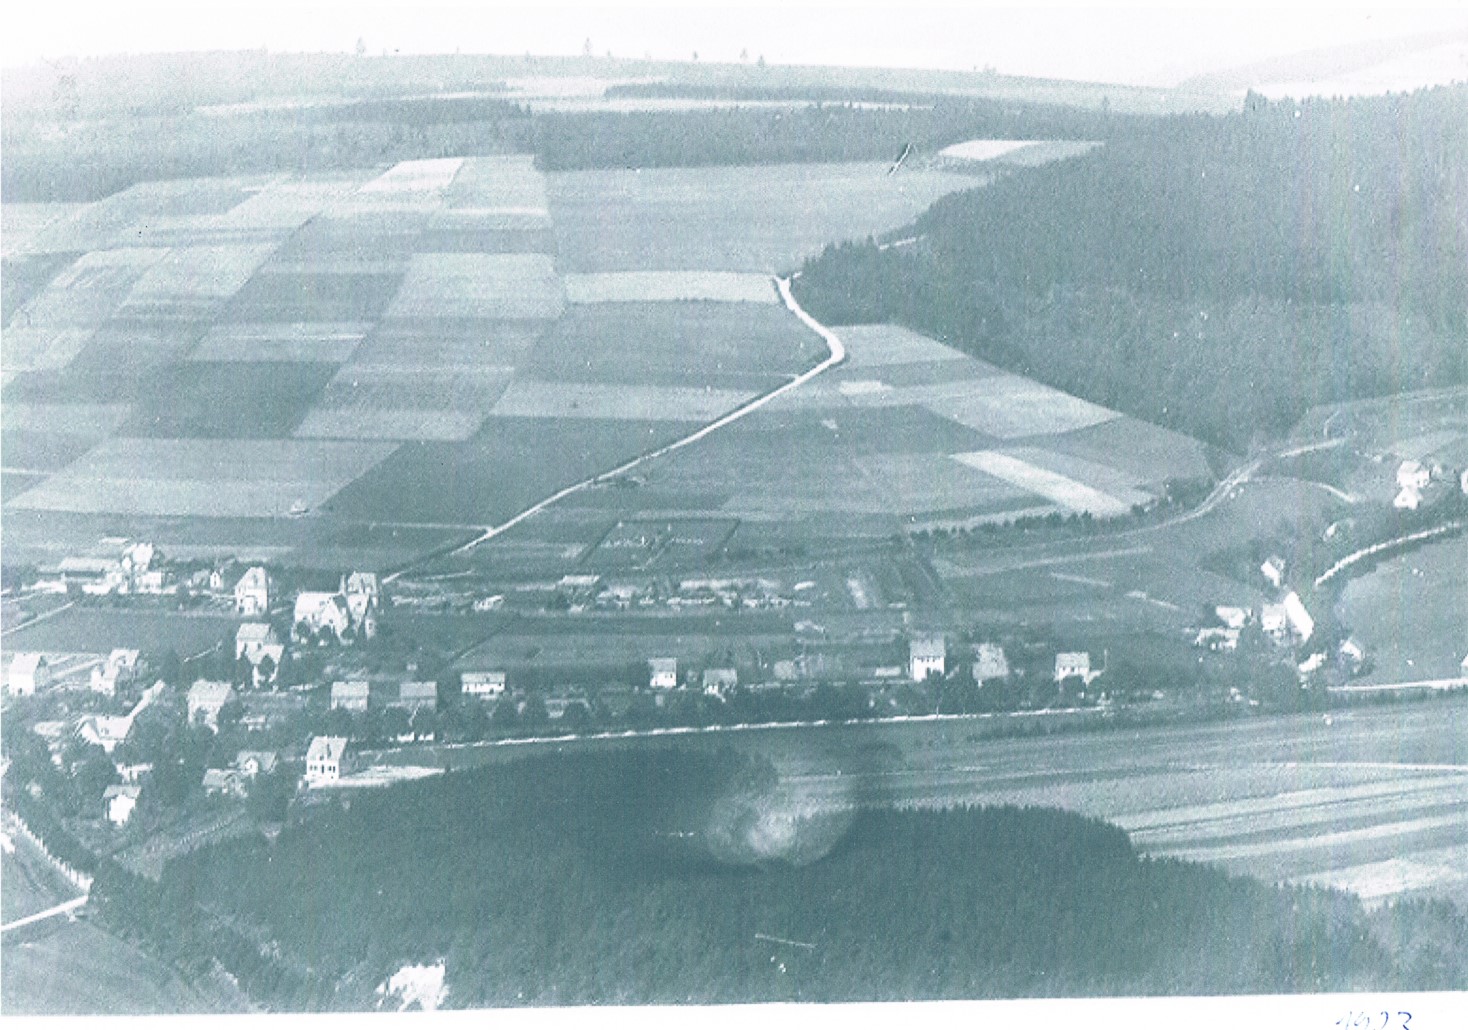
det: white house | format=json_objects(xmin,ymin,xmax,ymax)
[
  {"xmin": 75, "ymin": 714, "xmax": 133, "ymax": 753},
  {"xmin": 294, "ymin": 591, "xmax": 352, "ymax": 642},
  {"xmin": 908, "ymin": 633, "xmax": 946, "ymax": 682},
  {"xmin": 701, "ymin": 668, "xmax": 738, "ymax": 698},
  {"xmin": 305, "ymin": 735, "xmax": 352, "ymax": 786},
  {"xmin": 1282, "ymin": 591, "xmax": 1315, "ymax": 643},
  {"xmin": 1260, "ymin": 556, "xmax": 1286, "ymax": 590},
  {"xmin": 330, "ymin": 680, "xmax": 371, "ymax": 712},
  {"xmin": 1214, "ymin": 606, "xmax": 1252, "ymax": 630},
  {"xmin": 1397, "ymin": 460, "xmax": 1430, "ymax": 491},
  {"xmin": 1261, "ymin": 603, "xmax": 1289, "ymax": 639},
  {"xmin": 187, "ymin": 680, "xmax": 238, "ymax": 730},
  {"xmin": 236, "ymin": 624, "xmax": 285, "ymax": 686},
  {"xmin": 341, "ymin": 572, "xmax": 381, "ymax": 626},
  {"xmin": 7, "ymin": 653, "xmax": 49, "ymax": 696},
  {"xmin": 235, "ymin": 750, "xmax": 279, "ymax": 779},
  {"xmin": 1054, "ymin": 652, "xmax": 1095, "ymax": 684},
  {"xmin": 104, "ymin": 783, "xmax": 141, "ymax": 826},
  {"xmin": 1393, "ymin": 486, "xmax": 1423, "ymax": 511},
  {"xmin": 462, "ymin": 671, "xmax": 506, "ymax": 699},
  {"xmin": 971, "ymin": 643, "xmax": 1010, "ymax": 685},
  {"xmin": 234, "ymin": 566, "xmax": 272, "ymax": 617},
  {"xmin": 1194, "ymin": 627, "xmax": 1241, "ymax": 651},
  {"xmin": 648, "ymin": 658, "xmax": 678, "ymax": 690}
]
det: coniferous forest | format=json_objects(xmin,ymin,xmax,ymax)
[
  {"xmin": 90, "ymin": 746, "xmax": 1467, "ymax": 1010},
  {"xmin": 794, "ymin": 87, "xmax": 1468, "ymax": 452}
]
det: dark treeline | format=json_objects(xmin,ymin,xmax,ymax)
[
  {"xmin": 92, "ymin": 745, "xmax": 1467, "ymax": 1010},
  {"xmin": 604, "ymin": 80, "xmax": 963, "ymax": 106},
  {"xmin": 794, "ymin": 86, "xmax": 1468, "ymax": 452},
  {"xmin": 533, "ymin": 98, "xmax": 1135, "ymax": 171},
  {"xmin": 1, "ymin": 105, "xmax": 533, "ymax": 202}
]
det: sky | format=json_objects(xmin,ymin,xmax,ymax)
[{"xmin": 4, "ymin": 2, "xmax": 1468, "ymax": 88}]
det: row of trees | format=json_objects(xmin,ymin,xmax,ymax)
[{"xmin": 795, "ymin": 87, "xmax": 1468, "ymax": 452}]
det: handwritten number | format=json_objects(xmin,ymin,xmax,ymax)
[{"xmin": 1398, "ymin": 1012, "xmax": 1411, "ymax": 1030}]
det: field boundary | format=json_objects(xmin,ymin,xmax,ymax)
[{"xmin": 383, "ymin": 274, "xmax": 846, "ymax": 581}]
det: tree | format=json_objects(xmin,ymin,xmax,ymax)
[{"xmin": 381, "ymin": 706, "xmax": 411, "ymax": 741}]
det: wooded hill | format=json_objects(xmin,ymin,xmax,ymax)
[
  {"xmin": 91, "ymin": 745, "xmax": 1467, "ymax": 1009},
  {"xmin": 794, "ymin": 87, "xmax": 1468, "ymax": 452}
]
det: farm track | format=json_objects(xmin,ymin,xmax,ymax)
[{"xmin": 383, "ymin": 275, "xmax": 847, "ymax": 582}]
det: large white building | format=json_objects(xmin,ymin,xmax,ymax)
[
  {"xmin": 462, "ymin": 671, "xmax": 507, "ymax": 698},
  {"xmin": 648, "ymin": 658, "xmax": 678, "ymax": 690},
  {"xmin": 908, "ymin": 633, "xmax": 946, "ymax": 682},
  {"xmin": 304, "ymin": 736, "xmax": 352, "ymax": 786},
  {"xmin": 234, "ymin": 566, "xmax": 272, "ymax": 617},
  {"xmin": 7, "ymin": 653, "xmax": 50, "ymax": 696}
]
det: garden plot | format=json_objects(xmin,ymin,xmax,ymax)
[
  {"xmin": 8, "ymin": 437, "xmax": 396, "ymax": 518},
  {"xmin": 189, "ymin": 322, "xmax": 370, "ymax": 362},
  {"xmin": 491, "ymin": 379, "xmax": 756, "ymax": 422},
  {"xmin": 387, "ymin": 253, "xmax": 563, "ymax": 320},
  {"xmin": 563, "ymin": 271, "xmax": 777, "ymax": 304},
  {"xmin": 442, "ymin": 155, "xmax": 548, "ymax": 212},
  {"xmin": 547, "ymin": 162, "xmax": 976, "ymax": 273},
  {"xmin": 0, "ymin": 327, "xmax": 94, "ymax": 373},
  {"xmin": 950, "ymin": 451, "xmax": 1135, "ymax": 517}
]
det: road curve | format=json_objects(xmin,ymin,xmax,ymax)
[{"xmin": 386, "ymin": 276, "xmax": 846, "ymax": 581}]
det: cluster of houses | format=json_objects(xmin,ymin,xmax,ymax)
[
  {"xmin": 294, "ymin": 572, "xmax": 380, "ymax": 643},
  {"xmin": 29, "ymin": 539, "xmax": 169, "ymax": 597}
]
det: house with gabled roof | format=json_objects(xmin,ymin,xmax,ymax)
[
  {"xmin": 7, "ymin": 653, "xmax": 49, "ymax": 696},
  {"xmin": 235, "ymin": 566, "xmax": 272, "ymax": 617},
  {"xmin": 305, "ymin": 735, "xmax": 353, "ymax": 786}
]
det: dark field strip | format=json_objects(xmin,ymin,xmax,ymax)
[
  {"xmin": 118, "ymin": 361, "xmax": 337, "ymax": 438},
  {"xmin": 223, "ymin": 271, "xmax": 405, "ymax": 322}
]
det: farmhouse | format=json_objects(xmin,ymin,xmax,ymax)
[
  {"xmin": 305, "ymin": 735, "xmax": 353, "ymax": 786},
  {"xmin": 103, "ymin": 784, "xmax": 141, "ymax": 826},
  {"xmin": 188, "ymin": 680, "xmax": 237, "ymax": 730},
  {"xmin": 1194, "ymin": 627, "xmax": 1240, "ymax": 651},
  {"xmin": 1054, "ymin": 652, "xmax": 1096, "ymax": 684},
  {"xmin": 96, "ymin": 654, "xmax": 134, "ymax": 696},
  {"xmin": 908, "ymin": 633, "xmax": 946, "ymax": 682},
  {"xmin": 462, "ymin": 671, "xmax": 507, "ymax": 699},
  {"xmin": 294, "ymin": 591, "xmax": 352, "ymax": 642},
  {"xmin": 235, "ymin": 566, "xmax": 272, "ymax": 617},
  {"xmin": 702, "ymin": 668, "xmax": 739, "ymax": 698},
  {"xmin": 330, "ymin": 680, "xmax": 371, "ymax": 712},
  {"xmin": 7, "ymin": 653, "xmax": 50, "ymax": 696},
  {"xmin": 971, "ymin": 643, "xmax": 1010, "ymax": 685},
  {"xmin": 1397, "ymin": 460, "xmax": 1430, "ymax": 491},
  {"xmin": 649, "ymin": 658, "xmax": 679, "ymax": 690},
  {"xmin": 392, "ymin": 681, "xmax": 438, "ymax": 712},
  {"xmin": 1393, "ymin": 485, "xmax": 1423, "ymax": 510}
]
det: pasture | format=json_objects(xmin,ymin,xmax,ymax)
[{"xmin": 563, "ymin": 271, "xmax": 777, "ymax": 304}]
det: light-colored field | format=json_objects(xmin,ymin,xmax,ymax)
[
  {"xmin": 0, "ymin": 328, "xmax": 94, "ymax": 372},
  {"xmin": 835, "ymin": 324, "xmax": 980, "ymax": 369},
  {"xmin": 443, "ymin": 155, "xmax": 549, "ymax": 211},
  {"xmin": 563, "ymin": 271, "xmax": 778, "ymax": 304},
  {"xmin": 351, "ymin": 321, "xmax": 547, "ymax": 368},
  {"xmin": 8, "ymin": 438, "xmax": 396, "ymax": 518},
  {"xmin": 927, "ymin": 375, "xmax": 1121, "ymax": 438},
  {"xmin": 189, "ymin": 322, "xmax": 370, "ymax": 362},
  {"xmin": 387, "ymin": 253, "xmax": 564, "ymax": 320},
  {"xmin": 937, "ymin": 139, "xmax": 1102, "ymax": 167},
  {"xmin": 1, "ymin": 404, "xmax": 132, "ymax": 437},
  {"xmin": 491, "ymin": 379, "xmax": 756, "ymax": 422},
  {"xmin": 293, "ymin": 408, "xmax": 489, "ymax": 442},
  {"xmin": 122, "ymin": 244, "xmax": 276, "ymax": 300},
  {"xmin": 951, "ymin": 451, "xmax": 1135, "ymax": 516},
  {"xmin": 0, "ymin": 203, "xmax": 86, "ymax": 256},
  {"xmin": 311, "ymin": 364, "xmax": 517, "ymax": 411},
  {"xmin": 358, "ymin": 157, "xmax": 466, "ymax": 196},
  {"xmin": 18, "ymin": 249, "xmax": 171, "ymax": 326},
  {"xmin": 937, "ymin": 139, "xmax": 1045, "ymax": 162}
]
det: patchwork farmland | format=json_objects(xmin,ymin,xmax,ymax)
[{"xmin": 6, "ymin": 156, "xmax": 976, "ymax": 569}]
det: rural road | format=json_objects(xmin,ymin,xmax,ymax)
[
  {"xmin": 385, "ymin": 275, "xmax": 846, "ymax": 582},
  {"xmin": 1, "ymin": 895, "xmax": 87, "ymax": 935}
]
